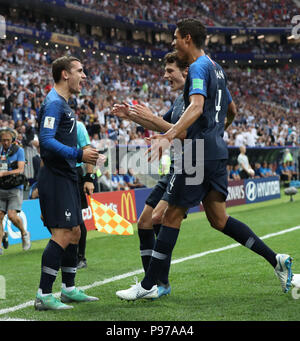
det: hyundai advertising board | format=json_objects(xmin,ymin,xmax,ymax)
[{"xmin": 244, "ymin": 176, "xmax": 281, "ymax": 204}]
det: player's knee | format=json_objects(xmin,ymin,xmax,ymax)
[
  {"xmin": 208, "ymin": 217, "xmax": 226, "ymax": 231},
  {"xmin": 151, "ymin": 211, "xmax": 163, "ymax": 226},
  {"xmin": 75, "ymin": 227, "xmax": 81, "ymax": 242},
  {"xmin": 137, "ymin": 216, "xmax": 145, "ymax": 229},
  {"xmin": 137, "ymin": 215, "xmax": 152, "ymax": 229},
  {"xmin": 137, "ymin": 207, "xmax": 153, "ymax": 229},
  {"xmin": 163, "ymin": 206, "xmax": 184, "ymax": 228},
  {"xmin": 7, "ymin": 210, "xmax": 17, "ymax": 223},
  {"xmin": 70, "ymin": 226, "xmax": 81, "ymax": 244}
]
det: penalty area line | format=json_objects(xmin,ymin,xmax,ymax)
[{"xmin": 0, "ymin": 224, "xmax": 300, "ymax": 316}]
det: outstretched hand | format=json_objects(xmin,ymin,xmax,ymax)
[
  {"xmin": 145, "ymin": 134, "xmax": 172, "ymax": 162},
  {"xmin": 111, "ymin": 102, "xmax": 130, "ymax": 119},
  {"xmin": 128, "ymin": 103, "xmax": 153, "ymax": 121}
]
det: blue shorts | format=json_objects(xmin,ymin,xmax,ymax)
[
  {"xmin": 145, "ymin": 173, "xmax": 171, "ymax": 209},
  {"xmin": 38, "ymin": 166, "xmax": 83, "ymax": 229},
  {"xmin": 165, "ymin": 159, "xmax": 228, "ymax": 208}
]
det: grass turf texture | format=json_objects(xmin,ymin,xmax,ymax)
[{"xmin": 1, "ymin": 190, "xmax": 300, "ymax": 321}]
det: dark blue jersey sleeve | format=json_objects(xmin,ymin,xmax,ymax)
[
  {"xmin": 39, "ymin": 100, "xmax": 82, "ymax": 162},
  {"xmin": 188, "ymin": 61, "xmax": 209, "ymax": 98}
]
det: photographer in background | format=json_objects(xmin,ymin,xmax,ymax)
[{"xmin": 0, "ymin": 128, "xmax": 31, "ymax": 255}]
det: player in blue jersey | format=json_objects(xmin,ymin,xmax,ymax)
[
  {"xmin": 116, "ymin": 19, "xmax": 293, "ymax": 301},
  {"xmin": 113, "ymin": 52, "xmax": 188, "ymax": 299},
  {"xmin": 34, "ymin": 56, "xmax": 99, "ymax": 311}
]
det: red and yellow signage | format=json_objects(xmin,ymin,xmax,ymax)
[
  {"xmin": 83, "ymin": 190, "xmax": 137, "ymax": 232},
  {"xmin": 89, "ymin": 196, "xmax": 133, "ymax": 235}
]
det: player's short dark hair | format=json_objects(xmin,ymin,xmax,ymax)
[
  {"xmin": 52, "ymin": 56, "xmax": 81, "ymax": 83},
  {"xmin": 176, "ymin": 18, "xmax": 207, "ymax": 49},
  {"xmin": 164, "ymin": 51, "xmax": 189, "ymax": 71}
]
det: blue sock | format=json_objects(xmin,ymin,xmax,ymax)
[
  {"xmin": 138, "ymin": 229, "xmax": 155, "ymax": 274},
  {"xmin": 223, "ymin": 216, "xmax": 277, "ymax": 268},
  {"xmin": 39, "ymin": 239, "xmax": 65, "ymax": 294},
  {"xmin": 61, "ymin": 243, "xmax": 78, "ymax": 289},
  {"xmin": 153, "ymin": 224, "xmax": 161, "ymax": 237},
  {"xmin": 153, "ymin": 224, "xmax": 171, "ymax": 286},
  {"xmin": 142, "ymin": 225, "xmax": 179, "ymax": 290}
]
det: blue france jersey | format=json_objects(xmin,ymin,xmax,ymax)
[
  {"xmin": 183, "ymin": 55, "xmax": 232, "ymax": 160},
  {"xmin": 38, "ymin": 88, "xmax": 82, "ymax": 180},
  {"xmin": 163, "ymin": 94, "xmax": 185, "ymax": 125}
]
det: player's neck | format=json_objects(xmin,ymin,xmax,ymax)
[
  {"xmin": 188, "ymin": 48, "xmax": 205, "ymax": 65},
  {"xmin": 54, "ymin": 84, "xmax": 71, "ymax": 103}
]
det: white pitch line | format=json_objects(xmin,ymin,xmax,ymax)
[
  {"xmin": 1, "ymin": 225, "xmax": 300, "ymax": 316},
  {"xmin": 0, "ymin": 317, "xmax": 34, "ymax": 321}
]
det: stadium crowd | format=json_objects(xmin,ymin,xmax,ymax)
[
  {"xmin": 199, "ymin": 0, "xmax": 298, "ymax": 27},
  {"xmin": 65, "ymin": 0, "xmax": 298, "ymax": 27},
  {"xmin": 65, "ymin": 0, "xmax": 215, "ymax": 27},
  {"xmin": 3, "ymin": 9, "xmax": 298, "ymax": 57}
]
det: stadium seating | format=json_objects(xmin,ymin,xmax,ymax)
[
  {"xmin": 64, "ymin": 0, "xmax": 298, "ymax": 28},
  {"xmin": 0, "ymin": 1, "xmax": 299, "ymax": 187}
]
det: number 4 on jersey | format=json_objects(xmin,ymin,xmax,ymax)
[{"xmin": 215, "ymin": 89, "xmax": 222, "ymax": 123}]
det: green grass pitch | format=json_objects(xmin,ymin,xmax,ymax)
[{"xmin": 1, "ymin": 190, "xmax": 300, "ymax": 321}]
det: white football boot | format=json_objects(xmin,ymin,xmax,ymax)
[{"xmin": 116, "ymin": 277, "xmax": 158, "ymax": 301}]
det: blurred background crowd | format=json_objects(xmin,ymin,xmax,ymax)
[
  {"xmin": 66, "ymin": 0, "xmax": 298, "ymax": 28},
  {"xmin": 0, "ymin": 0, "xmax": 299, "ymax": 192},
  {"xmin": 0, "ymin": 39, "xmax": 298, "ymax": 150}
]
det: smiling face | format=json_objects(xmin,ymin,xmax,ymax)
[
  {"xmin": 163, "ymin": 61, "xmax": 186, "ymax": 92},
  {"xmin": 65, "ymin": 60, "xmax": 86, "ymax": 95}
]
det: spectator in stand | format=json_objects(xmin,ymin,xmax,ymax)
[
  {"xmin": 234, "ymin": 128, "xmax": 245, "ymax": 147},
  {"xmin": 107, "ymin": 120, "xmax": 119, "ymax": 143},
  {"xmin": 99, "ymin": 126, "xmax": 108, "ymax": 140},
  {"xmin": 276, "ymin": 162, "xmax": 292, "ymax": 182},
  {"xmin": 268, "ymin": 163, "xmax": 277, "ymax": 176},
  {"xmin": 111, "ymin": 169, "xmax": 127, "ymax": 191},
  {"xmin": 118, "ymin": 121, "xmax": 130, "ymax": 145},
  {"xmin": 254, "ymin": 162, "xmax": 262, "ymax": 178},
  {"xmin": 287, "ymin": 161, "xmax": 298, "ymax": 180},
  {"xmin": 99, "ymin": 170, "xmax": 118, "ymax": 192},
  {"xmin": 265, "ymin": 162, "xmax": 276, "ymax": 177},
  {"xmin": 258, "ymin": 161, "xmax": 272, "ymax": 177},
  {"xmin": 90, "ymin": 133, "xmax": 101, "ymax": 150},
  {"xmin": 244, "ymin": 126, "xmax": 257, "ymax": 147},
  {"xmin": 124, "ymin": 168, "xmax": 145, "ymax": 189},
  {"xmin": 118, "ymin": 167, "xmax": 128, "ymax": 190},
  {"xmin": 229, "ymin": 163, "xmax": 241, "ymax": 181}
]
